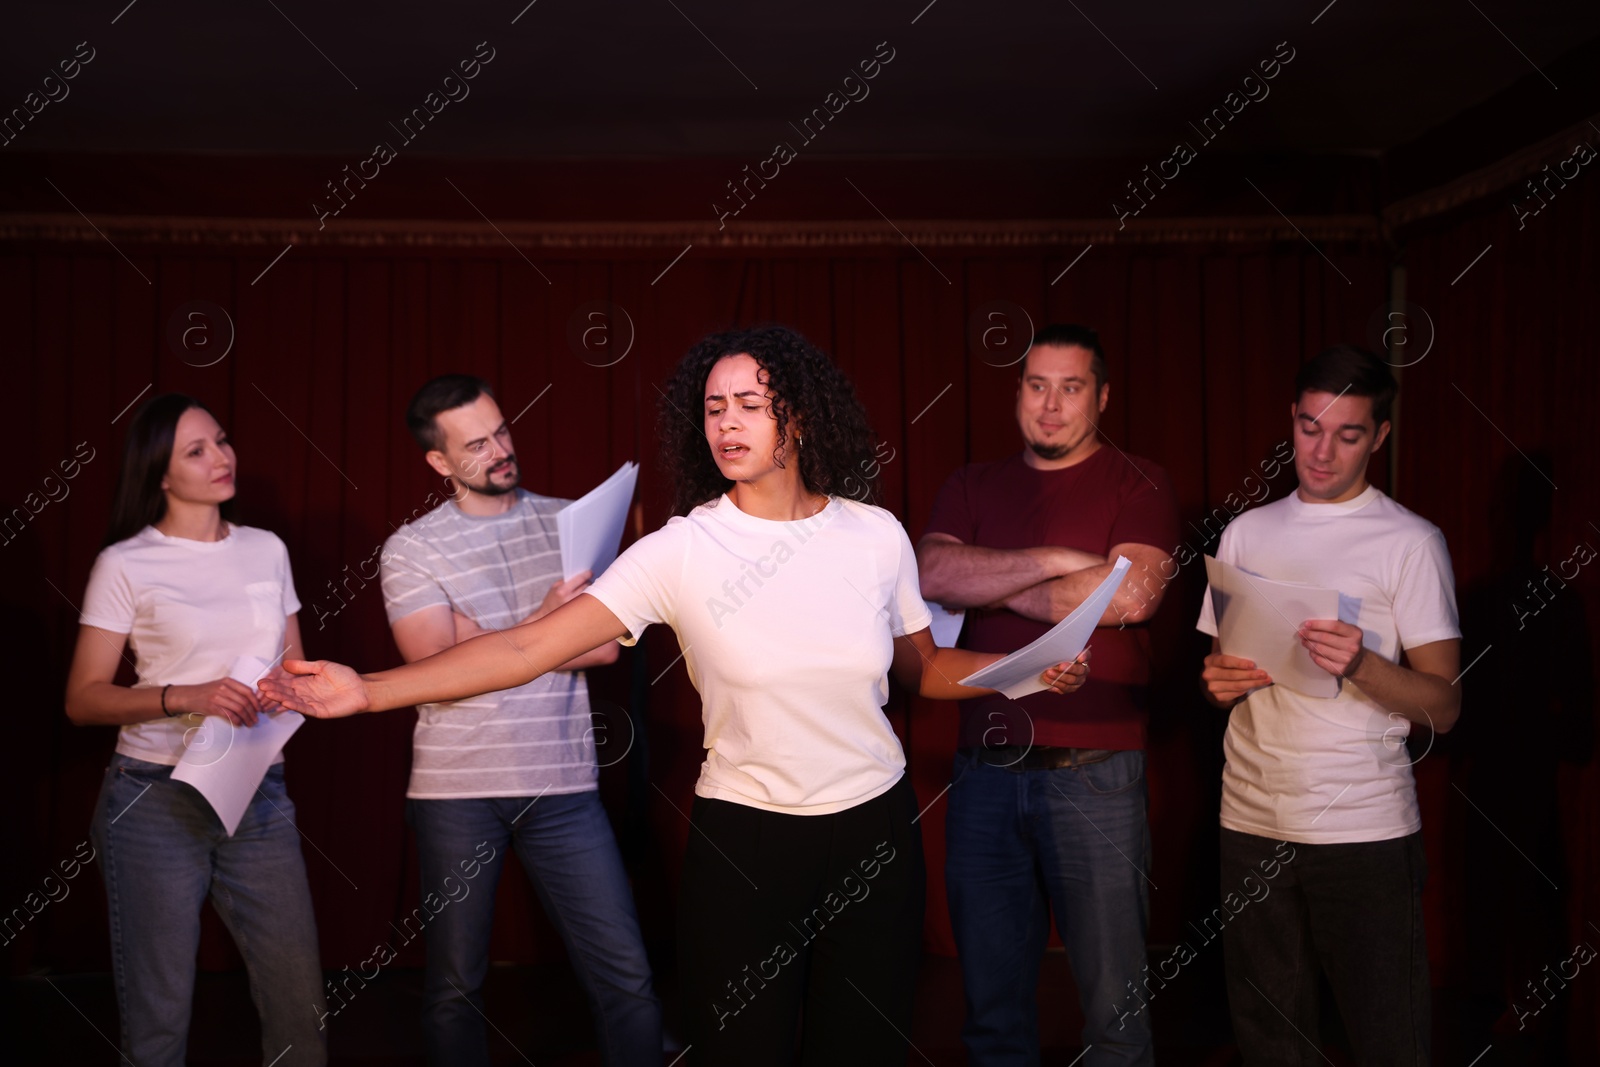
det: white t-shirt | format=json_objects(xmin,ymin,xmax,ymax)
[
  {"xmin": 80, "ymin": 524, "xmax": 302, "ymax": 766},
  {"xmin": 1196, "ymin": 486, "xmax": 1459, "ymax": 844},
  {"xmin": 587, "ymin": 493, "xmax": 933, "ymax": 815}
]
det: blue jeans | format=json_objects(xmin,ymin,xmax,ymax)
[
  {"xmin": 407, "ymin": 792, "xmax": 661, "ymax": 1067},
  {"xmin": 90, "ymin": 753, "xmax": 327, "ymax": 1067},
  {"xmin": 945, "ymin": 749, "xmax": 1153, "ymax": 1066}
]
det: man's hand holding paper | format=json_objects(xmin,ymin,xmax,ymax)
[
  {"xmin": 1200, "ymin": 652, "xmax": 1273, "ymax": 706},
  {"xmin": 1203, "ymin": 555, "xmax": 1342, "ymax": 700},
  {"xmin": 1297, "ymin": 618, "xmax": 1368, "ymax": 680}
]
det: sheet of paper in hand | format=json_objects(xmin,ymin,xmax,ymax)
[
  {"xmin": 558, "ymin": 461, "xmax": 640, "ymax": 581},
  {"xmin": 1203, "ymin": 555, "xmax": 1341, "ymax": 699},
  {"xmin": 957, "ymin": 556, "xmax": 1132, "ymax": 699},
  {"xmin": 171, "ymin": 654, "xmax": 305, "ymax": 835}
]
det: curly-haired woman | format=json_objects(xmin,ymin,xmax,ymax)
[{"xmin": 263, "ymin": 325, "xmax": 1087, "ymax": 1066}]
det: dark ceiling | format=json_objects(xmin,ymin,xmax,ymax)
[{"xmin": 4, "ymin": 0, "xmax": 1598, "ymax": 161}]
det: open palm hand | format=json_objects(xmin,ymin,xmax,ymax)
[{"xmin": 258, "ymin": 660, "xmax": 370, "ymax": 719}]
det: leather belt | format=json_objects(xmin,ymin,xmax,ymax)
[{"xmin": 963, "ymin": 745, "xmax": 1119, "ymax": 772}]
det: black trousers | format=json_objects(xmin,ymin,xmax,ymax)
[
  {"xmin": 678, "ymin": 775, "xmax": 927, "ymax": 1067},
  {"xmin": 1220, "ymin": 827, "xmax": 1430, "ymax": 1067}
]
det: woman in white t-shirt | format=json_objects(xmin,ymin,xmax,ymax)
[
  {"xmin": 264, "ymin": 327, "xmax": 1087, "ymax": 1066},
  {"xmin": 65, "ymin": 395, "xmax": 326, "ymax": 1067}
]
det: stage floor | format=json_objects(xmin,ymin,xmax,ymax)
[{"xmin": 8, "ymin": 951, "xmax": 1523, "ymax": 1065}]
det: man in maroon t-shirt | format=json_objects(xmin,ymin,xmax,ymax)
[{"xmin": 918, "ymin": 324, "xmax": 1179, "ymax": 1066}]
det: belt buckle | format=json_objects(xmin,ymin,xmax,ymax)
[{"xmin": 1024, "ymin": 745, "xmax": 1072, "ymax": 771}]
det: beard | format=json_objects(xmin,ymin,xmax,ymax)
[
  {"xmin": 1024, "ymin": 438, "xmax": 1073, "ymax": 462},
  {"xmin": 461, "ymin": 456, "xmax": 520, "ymax": 497}
]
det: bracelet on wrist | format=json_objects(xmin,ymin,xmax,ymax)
[{"xmin": 161, "ymin": 684, "xmax": 176, "ymax": 717}]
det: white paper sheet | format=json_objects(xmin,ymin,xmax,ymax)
[
  {"xmin": 170, "ymin": 655, "xmax": 304, "ymax": 836},
  {"xmin": 1203, "ymin": 556, "xmax": 1342, "ymax": 699},
  {"xmin": 925, "ymin": 602, "xmax": 966, "ymax": 648},
  {"xmin": 957, "ymin": 556, "xmax": 1132, "ymax": 699},
  {"xmin": 558, "ymin": 462, "xmax": 640, "ymax": 581}
]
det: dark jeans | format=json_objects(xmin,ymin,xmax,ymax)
[
  {"xmin": 1220, "ymin": 828, "xmax": 1430, "ymax": 1066},
  {"xmin": 677, "ymin": 775, "xmax": 926, "ymax": 1067},
  {"xmin": 407, "ymin": 793, "xmax": 661, "ymax": 1067}
]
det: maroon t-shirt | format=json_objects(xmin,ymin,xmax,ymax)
[{"xmin": 923, "ymin": 446, "xmax": 1181, "ymax": 751}]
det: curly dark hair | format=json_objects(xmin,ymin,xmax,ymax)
[{"xmin": 658, "ymin": 325, "xmax": 881, "ymax": 517}]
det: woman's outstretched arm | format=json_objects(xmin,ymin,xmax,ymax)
[
  {"xmin": 889, "ymin": 627, "xmax": 1088, "ymax": 701},
  {"xmin": 261, "ymin": 593, "xmax": 630, "ymax": 718}
]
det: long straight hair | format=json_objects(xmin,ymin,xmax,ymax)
[{"xmin": 103, "ymin": 394, "xmax": 238, "ymax": 548}]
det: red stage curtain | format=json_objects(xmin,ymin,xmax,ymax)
[
  {"xmin": 5, "ymin": 155, "xmax": 1595, "ymax": 1058},
  {"xmin": 2, "ymin": 231, "xmax": 1387, "ymax": 977}
]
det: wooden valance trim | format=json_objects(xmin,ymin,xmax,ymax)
[
  {"xmin": 0, "ymin": 213, "xmax": 1383, "ymax": 250},
  {"xmin": 1383, "ymin": 112, "xmax": 1600, "ymax": 231}
]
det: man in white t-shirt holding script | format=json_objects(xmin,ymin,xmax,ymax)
[{"xmin": 1197, "ymin": 345, "xmax": 1461, "ymax": 1065}]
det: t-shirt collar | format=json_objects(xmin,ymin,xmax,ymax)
[
  {"xmin": 713, "ymin": 492, "xmax": 841, "ymax": 529},
  {"xmin": 1289, "ymin": 483, "xmax": 1380, "ymax": 516},
  {"xmin": 448, "ymin": 487, "xmax": 529, "ymax": 521},
  {"xmin": 140, "ymin": 523, "xmax": 236, "ymax": 550},
  {"xmin": 1012, "ymin": 444, "xmax": 1109, "ymax": 476}
]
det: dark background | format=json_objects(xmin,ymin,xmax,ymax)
[{"xmin": 2, "ymin": 1, "xmax": 1597, "ymax": 1062}]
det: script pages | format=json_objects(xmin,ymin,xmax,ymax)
[
  {"xmin": 558, "ymin": 461, "xmax": 640, "ymax": 582},
  {"xmin": 1203, "ymin": 555, "xmax": 1341, "ymax": 699},
  {"xmin": 958, "ymin": 556, "xmax": 1133, "ymax": 700}
]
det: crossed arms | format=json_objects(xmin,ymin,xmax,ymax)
[{"xmin": 916, "ymin": 534, "xmax": 1174, "ymax": 626}]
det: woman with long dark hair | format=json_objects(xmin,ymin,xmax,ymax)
[
  {"xmin": 65, "ymin": 394, "xmax": 326, "ymax": 1067},
  {"xmin": 263, "ymin": 326, "xmax": 1087, "ymax": 1065}
]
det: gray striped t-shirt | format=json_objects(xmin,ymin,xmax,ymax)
[{"xmin": 381, "ymin": 489, "xmax": 598, "ymax": 799}]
